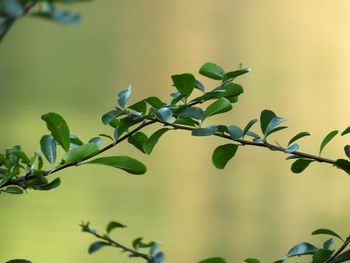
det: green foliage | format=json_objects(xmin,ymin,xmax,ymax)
[{"xmin": 212, "ymin": 144, "xmax": 238, "ymax": 169}]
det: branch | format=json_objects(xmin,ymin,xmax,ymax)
[
  {"xmin": 80, "ymin": 222, "xmax": 152, "ymax": 262},
  {"xmin": 325, "ymin": 236, "xmax": 350, "ymax": 263}
]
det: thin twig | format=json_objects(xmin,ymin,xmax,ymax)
[{"xmin": 324, "ymin": 237, "xmax": 350, "ymax": 263}]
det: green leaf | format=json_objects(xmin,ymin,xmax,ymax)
[
  {"xmin": 286, "ymin": 242, "xmax": 318, "ymax": 258},
  {"xmin": 195, "ymin": 79, "xmax": 205, "ymax": 92},
  {"xmin": 178, "ymin": 107, "xmax": 204, "ymax": 121},
  {"xmin": 3, "ymin": 0, "xmax": 23, "ymax": 18},
  {"xmin": 70, "ymin": 135, "xmax": 84, "ymax": 148},
  {"xmin": 288, "ymin": 132, "xmax": 310, "ymax": 146},
  {"xmin": 62, "ymin": 143, "xmax": 99, "ymax": 163},
  {"xmin": 6, "ymin": 260, "xmax": 32, "ymax": 263},
  {"xmin": 192, "ymin": 128, "xmax": 215, "ymax": 136},
  {"xmin": 156, "ymin": 107, "xmax": 172, "ymax": 122},
  {"xmin": 312, "ymin": 249, "xmax": 333, "ymax": 263},
  {"xmin": 197, "ymin": 83, "xmax": 243, "ymax": 102},
  {"xmin": 265, "ymin": 126, "xmax": 288, "ymax": 138},
  {"xmin": 40, "ymin": 135, "xmax": 56, "ymax": 164},
  {"xmin": 291, "ymin": 159, "xmax": 313, "ymax": 174},
  {"xmin": 89, "ymin": 137, "xmax": 102, "ymax": 145},
  {"xmin": 222, "ymin": 67, "xmax": 251, "ymax": 83},
  {"xmin": 129, "ymin": 100, "xmax": 147, "ymax": 114},
  {"xmin": 144, "ymin": 128, "xmax": 169, "ymax": 155},
  {"xmin": 41, "ymin": 112, "xmax": 70, "ymax": 152},
  {"xmin": 336, "ymin": 159, "xmax": 350, "ymax": 175},
  {"xmin": 12, "ymin": 151, "xmax": 30, "ymax": 164},
  {"xmin": 128, "ymin": 132, "xmax": 148, "ymax": 153},
  {"xmin": 319, "ymin": 130, "xmax": 338, "ymax": 155},
  {"xmin": 106, "ymin": 221, "xmax": 126, "ymax": 234},
  {"xmin": 99, "ymin": 133, "xmax": 114, "ymax": 141},
  {"xmin": 199, "ymin": 62, "xmax": 225, "ymax": 80},
  {"xmin": 246, "ymin": 131, "xmax": 262, "ymax": 141},
  {"xmin": 174, "ymin": 118, "xmax": 199, "ymax": 127},
  {"xmin": 244, "ymin": 259, "xmax": 260, "ymax": 263},
  {"xmin": 264, "ymin": 116, "xmax": 286, "ymax": 137},
  {"xmin": 87, "ymin": 156, "xmax": 147, "ymax": 175},
  {"xmin": 33, "ymin": 8, "xmax": 81, "ymax": 24},
  {"xmin": 36, "ymin": 177, "xmax": 61, "ymax": 191},
  {"xmin": 0, "ymin": 172, "xmax": 12, "ymax": 187},
  {"xmin": 332, "ymin": 249, "xmax": 350, "ymax": 263},
  {"xmin": 117, "ymin": 85, "xmax": 132, "ymax": 108},
  {"xmin": 312, "ymin": 228, "xmax": 344, "ymax": 241},
  {"xmin": 198, "ymin": 257, "xmax": 226, "ymax": 263},
  {"xmin": 285, "ymin": 143, "xmax": 299, "ymax": 153},
  {"xmin": 88, "ymin": 241, "xmax": 109, "ymax": 254},
  {"xmin": 212, "ymin": 144, "xmax": 238, "ymax": 169},
  {"xmin": 243, "ymin": 119, "xmax": 257, "ymax": 137},
  {"xmin": 101, "ymin": 109, "xmax": 124, "ymax": 125},
  {"xmin": 341, "ymin": 125, "xmax": 350, "ymax": 136},
  {"xmin": 171, "ymin": 73, "xmax": 195, "ymax": 96},
  {"xmin": 228, "ymin": 125, "xmax": 243, "ymax": 139},
  {"xmin": 204, "ymin": 98, "xmax": 232, "ymax": 119},
  {"xmin": 344, "ymin": 145, "xmax": 350, "ymax": 159},
  {"xmin": 146, "ymin": 97, "xmax": 164, "ymax": 109},
  {"xmin": 2, "ymin": 186, "xmax": 24, "ymax": 194},
  {"xmin": 260, "ymin": 109, "xmax": 276, "ymax": 134},
  {"xmin": 323, "ymin": 238, "xmax": 334, "ymax": 250}
]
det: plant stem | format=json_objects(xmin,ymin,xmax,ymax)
[
  {"xmin": 325, "ymin": 236, "xmax": 350, "ymax": 263},
  {"xmin": 81, "ymin": 224, "xmax": 151, "ymax": 261}
]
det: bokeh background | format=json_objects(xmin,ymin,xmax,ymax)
[{"xmin": 0, "ymin": 1, "xmax": 350, "ymax": 262}]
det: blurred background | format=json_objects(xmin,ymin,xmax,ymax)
[{"xmin": 0, "ymin": 0, "xmax": 350, "ymax": 262}]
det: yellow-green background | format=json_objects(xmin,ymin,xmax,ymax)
[{"xmin": 0, "ymin": 1, "xmax": 349, "ymax": 262}]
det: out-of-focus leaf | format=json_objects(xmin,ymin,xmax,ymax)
[
  {"xmin": 332, "ymin": 249, "xmax": 350, "ymax": 263},
  {"xmin": 35, "ymin": 177, "xmax": 61, "ymax": 191},
  {"xmin": 285, "ymin": 143, "xmax": 299, "ymax": 153},
  {"xmin": 88, "ymin": 241, "xmax": 110, "ymax": 254},
  {"xmin": 344, "ymin": 145, "xmax": 350, "ymax": 159},
  {"xmin": 2, "ymin": 186, "xmax": 24, "ymax": 194},
  {"xmin": 243, "ymin": 119, "xmax": 257, "ymax": 137},
  {"xmin": 199, "ymin": 62, "xmax": 225, "ymax": 80},
  {"xmin": 264, "ymin": 116, "xmax": 286, "ymax": 137},
  {"xmin": 244, "ymin": 259, "xmax": 260, "ymax": 263},
  {"xmin": 323, "ymin": 238, "xmax": 334, "ymax": 250},
  {"xmin": 3, "ymin": 0, "xmax": 23, "ymax": 18},
  {"xmin": 192, "ymin": 127, "xmax": 216, "ymax": 136},
  {"xmin": 5, "ymin": 260, "xmax": 32, "ymax": 263},
  {"xmin": 195, "ymin": 79, "xmax": 205, "ymax": 92},
  {"xmin": 286, "ymin": 242, "xmax": 318, "ymax": 258},
  {"xmin": 106, "ymin": 221, "xmax": 126, "ymax": 234},
  {"xmin": 146, "ymin": 97, "xmax": 164, "ymax": 109},
  {"xmin": 178, "ymin": 107, "xmax": 204, "ymax": 121},
  {"xmin": 129, "ymin": 100, "xmax": 147, "ymax": 114},
  {"xmin": 198, "ymin": 257, "xmax": 227, "ymax": 263},
  {"xmin": 171, "ymin": 73, "xmax": 195, "ymax": 96},
  {"xmin": 341, "ymin": 125, "xmax": 350, "ymax": 136},
  {"xmin": 336, "ymin": 159, "xmax": 350, "ymax": 175},
  {"xmin": 70, "ymin": 135, "xmax": 84, "ymax": 148},
  {"xmin": 291, "ymin": 159, "xmax": 313, "ymax": 174},
  {"xmin": 212, "ymin": 144, "xmax": 238, "ymax": 169},
  {"xmin": 288, "ymin": 132, "xmax": 310, "ymax": 146},
  {"xmin": 144, "ymin": 128, "xmax": 169, "ymax": 155},
  {"xmin": 117, "ymin": 85, "xmax": 132, "ymax": 108},
  {"xmin": 32, "ymin": 8, "xmax": 81, "ymax": 24},
  {"xmin": 89, "ymin": 137, "xmax": 102, "ymax": 145},
  {"xmin": 62, "ymin": 143, "xmax": 99, "ymax": 163},
  {"xmin": 312, "ymin": 249, "xmax": 333, "ymax": 263},
  {"xmin": 156, "ymin": 107, "xmax": 172, "ymax": 122},
  {"xmin": 319, "ymin": 130, "xmax": 338, "ymax": 155},
  {"xmin": 101, "ymin": 109, "xmax": 124, "ymax": 125},
  {"xmin": 40, "ymin": 135, "xmax": 56, "ymax": 164},
  {"xmin": 260, "ymin": 109, "xmax": 276, "ymax": 134},
  {"xmin": 312, "ymin": 229, "xmax": 344, "ymax": 241},
  {"xmin": 41, "ymin": 112, "xmax": 70, "ymax": 152},
  {"xmin": 228, "ymin": 125, "xmax": 243, "ymax": 139},
  {"xmin": 87, "ymin": 156, "xmax": 146, "ymax": 175}
]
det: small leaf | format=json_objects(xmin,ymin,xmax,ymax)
[
  {"xmin": 144, "ymin": 128, "xmax": 169, "ymax": 155},
  {"xmin": 6, "ymin": 260, "xmax": 32, "ymax": 263},
  {"xmin": 228, "ymin": 125, "xmax": 243, "ymax": 139},
  {"xmin": 171, "ymin": 73, "xmax": 195, "ymax": 96},
  {"xmin": 344, "ymin": 145, "xmax": 350, "ymax": 159},
  {"xmin": 332, "ymin": 249, "xmax": 350, "ymax": 263},
  {"xmin": 129, "ymin": 100, "xmax": 147, "ymax": 114},
  {"xmin": 2, "ymin": 186, "xmax": 24, "ymax": 194},
  {"xmin": 264, "ymin": 116, "xmax": 286, "ymax": 137},
  {"xmin": 106, "ymin": 221, "xmax": 126, "ymax": 234},
  {"xmin": 244, "ymin": 259, "xmax": 260, "ymax": 263},
  {"xmin": 89, "ymin": 137, "xmax": 102, "ymax": 145},
  {"xmin": 246, "ymin": 131, "xmax": 262, "ymax": 141},
  {"xmin": 212, "ymin": 144, "xmax": 238, "ymax": 169},
  {"xmin": 87, "ymin": 156, "xmax": 147, "ymax": 175},
  {"xmin": 198, "ymin": 257, "xmax": 226, "ymax": 263},
  {"xmin": 260, "ymin": 109, "xmax": 276, "ymax": 134},
  {"xmin": 336, "ymin": 159, "xmax": 350, "ymax": 175},
  {"xmin": 243, "ymin": 119, "xmax": 257, "ymax": 137},
  {"xmin": 288, "ymin": 132, "xmax": 310, "ymax": 146},
  {"xmin": 285, "ymin": 143, "xmax": 299, "ymax": 153},
  {"xmin": 222, "ymin": 67, "xmax": 251, "ymax": 83},
  {"xmin": 286, "ymin": 242, "xmax": 318, "ymax": 258},
  {"xmin": 156, "ymin": 107, "xmax": 172, "ymax": 122},
  {"xmin": 174, "ymin": 118, "xmax": 199, "ymax": 127},
  {"xmin": 70, "ymin": 135, "xmax": 84, "ymax": 148},
  {"xmin": 341, "ymin": 125, "xmax": 350, "ymax": 136},
  {"xmin": 312, "ymin": 229, "xmax": 344, "ymax": 241},
  {"xmin": 128, "ymin": 132, "xmax": 148, "ymax": 153},
  {"xmin": 117, "ymin": 85, "xmax": 132, "ymax": 108},
  {"xmin": 195, "ymin": 79, "xmax": 205, "ymax": 92},
  {"xmin": 62, "ymin": 143, "xmax": 99, "ymax": 163},
  {"xmin": 101, "ymin": 110, "xmax": 124, "ymax": 125},
  {"xmin": 99, "ymin": 134, "xmax": 114, "ymax": 141},
  {"xmin": 3, "ymin": 0, "xmax": 23, "ymax": 18},
  {"xmin": 36, "ymin": 177, "xmax": 61, "ymax": 191},
  {"xmin": 192, "ymin": 128, "xmax": 215, "ymax": 136},
  {"xmin": 319, "ymin": 130, "xmax": 338, "ymax": 155},
  {"xmin": 323, "ymin": 238, "xmax": 334, "ymax": 250},
  {"xmin": 146, "ymin": 97, "xmax": 164, "ymax": 109},
  {"xmin": 41, "ymin": 112, "xmax": 70, "ymax": 152},
  {"xmin": 132, "ymin": 237, "xmax": 143, "ymax": 249},
  {"xmin": 88, "ymin": 241, "xmax": 109, "ymax": 254},
  {"xmin": 199, "ymin": 62, "xmax": 225, "ymax": 80},
  {"xmin": 204, "ymin": 98, "xmax": 232, "ymax": 119},
  {"xmin": 178, "ymin": 107, "xmax": 204, "ymax": 121},
  {"xmin": 291, "ymin": 159, "xmax": 313, "ymax": 174}
]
